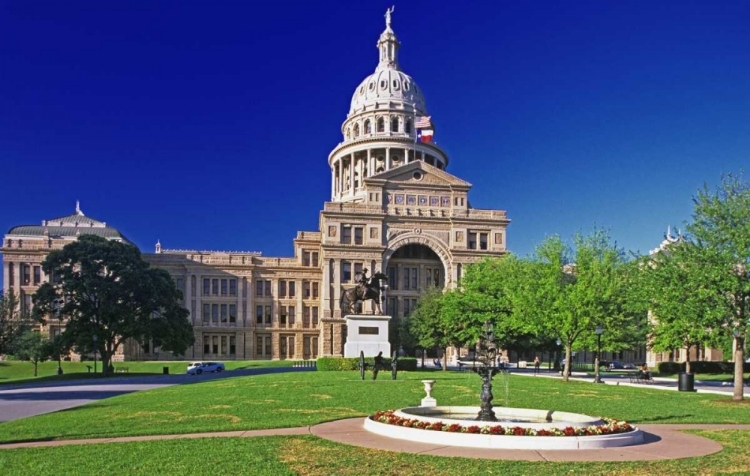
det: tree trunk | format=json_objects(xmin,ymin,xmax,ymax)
[
  {"xmin": 442, "ymin": 347, "xmax": 448, "ymax": 371},
  {"xmin": 33, "ymin": 361, "xmax": 38, "ymax": 377},
  {"xmin": 101, "ymin": 351, "xmax": 110, "ymax": 378},
  {"xmin": 734, "ymin": 336, "xmax": 745, "ymax": 402},
  {"xmin": 684, "ymin": 344, "xmax": 692, "ymax": 374},
  {"xmin": 563, "ymin": 346, "xmax": 572, "ymax": 382}
]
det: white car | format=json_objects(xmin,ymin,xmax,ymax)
[{"xmin": 187, "ymin": 362, "xmax": 225, "ymax": 375}]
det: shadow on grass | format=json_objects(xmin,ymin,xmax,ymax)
[{"xmin": 636, "ymin": 414, "xmax": 695, "ymax": 423}]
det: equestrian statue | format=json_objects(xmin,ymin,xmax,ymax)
[{"xmin": 340, "ymin": 268, "xmax": 388, "ymax": 315}]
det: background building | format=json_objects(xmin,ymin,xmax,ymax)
[{"xmin": 2, "ymin": 13, "xmax": 509, "ymax": 362}]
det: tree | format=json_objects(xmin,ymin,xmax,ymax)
[
  {"xmin": 0, "ymin": 289, "xmax": 31, "ymax": 355},
  {"xmin": 637, "ymin": 241, "xmax": 726, "ymax": 374},
  {"xmin": 13, "ymin": 330, "xmax": 51, "ymax": 377},
  {"xmin": 410, "ymin": 286, "xmax": 451, "ymax": 370},
  {"xmin": 688, "ymin": 173, "xmax": 750, "ymax": 401},
  {"xmin": 531, "ymin": 230, "xmax": 636, "ymax": 381},
  {"xmin": 33, "ymin": 235, "xmax": 193, "ymax": 377}
]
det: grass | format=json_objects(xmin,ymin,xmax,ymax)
[
  {"xmin": 1, "ymin": 431, "xmax": 750, "ymax": 475},
  {"xmin": 0, "ymin": 359, "xmax": 293, "ymax": 384},
  {"xmin": 1, "ymin": 370, "xmax": 749, "ymax": 444}
]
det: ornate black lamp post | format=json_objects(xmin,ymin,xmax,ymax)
[
  {"xmin": 594, "ymin": 326, "xmax": 603, "ymax": 383},
  {"xmin": 472, "ymin": 321, "xmax": 500, "ymax": 422},
  {"xmin": 92, "ymin": 334, "xmax": 98, "ymax": 376}
]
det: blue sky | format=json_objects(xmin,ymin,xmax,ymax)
[{"xmin": 2, "ymin": 1, "xmax": 749, "ymax": 288}]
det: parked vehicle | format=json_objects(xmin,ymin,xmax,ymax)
[{"xmin": 187, "ymin": 362, "xmax": 225, "ymax": 375}]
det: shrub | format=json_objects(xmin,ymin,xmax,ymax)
[
  {"xmin": 657, "ymin": 360, "xmax": 750, "ymax": 374},
  {"xmin": 316, "ymin": 356, "xmax": 417, "ymax": 371}
]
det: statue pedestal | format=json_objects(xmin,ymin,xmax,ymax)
[{"xmin": 344, "ymin": 314, "xmax": 391, "ymax": 358}]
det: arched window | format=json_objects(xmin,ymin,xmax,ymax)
[
  {"xmin": 346, "ymin": 128, "xmax": 351, "ymax": 140},
  {"xmin": 391, "ymin": 117, "xmax": 399, "ymax": 132},
  {"xmin": 353, "ymin": 123, "xmax": 360, "ymax": 137},
  {"xmin": 405, "ymin": 120, "xmax": 412, "ymax": 134},
  {"xmin": 364, "ymin": 119, "xmax": 371, "ymax": 134},
  {"xmin": 377, "ymin": 118, "xmax": 385, "ymax": 132}
]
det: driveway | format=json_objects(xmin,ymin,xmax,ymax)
[{"xmin": 0, "ymin": 367, "xmax": 313, "ymax": 422}]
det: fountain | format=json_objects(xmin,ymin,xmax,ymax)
[{"xmin": 364, "ymin": 321, "xmax": 644, "ymax": 450}]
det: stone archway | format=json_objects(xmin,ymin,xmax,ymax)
[{"xmin": 382, "ymin": 232, "xmax": 452, "ymax": 280}]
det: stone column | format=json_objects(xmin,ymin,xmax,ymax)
[
  {"xmin": 184, "ymin": 272, "xmax": 192, "ymax": 324},
  {"xmin": 195, "ymin": 273, "xmax": 202, "ymax": 325},
  {"xmin": 332, "ymin": 259, "xmax": 341, "ymax": 318},
  {"xmin": 385, "ymin": 148, "xmax": 391, "ymax": 170},
  {"xmin": 237, "ymin": 275, "xmax": 243, "ymax": 327},
  {"xmin": 349, "ymin": 154, "xmax": 355, "ymax": 196},
  {"xmin": 322, "ymin": 259, "xmax": 332, "ymax": 317},
  {"xmin": 3, "ymin": 262, "xmax": 9, "ymax": 292},
  {"xmin": 366, "ymin": 149, "xmax": 372, "ymax": 179},
  {"xmin": 296, "ymin": 280, "xmax": 303, "ymax": 329},
  {"xmin": 13, "ymin": 261, "xmax": 21, "ymax": 290}
]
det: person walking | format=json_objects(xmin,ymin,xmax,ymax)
[{"xmin": 533, "ymin": 356, "xmax": 540, "ymax": 374}]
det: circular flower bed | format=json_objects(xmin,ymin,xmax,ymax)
[{"xmin": 370, "ymin": 410, "xmax": 635, "ymax": 437}]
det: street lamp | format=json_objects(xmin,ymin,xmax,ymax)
[
  {"xmin": 594, "ymin": 326, "xmax": 603, "ymax": 384},
  {"xmin": 53, "ymin": 299, "xmax": 64, "ymax": 376},
  {"xmin": 92, "ymin": 334, "xmax": 98, "ymax": 376}
]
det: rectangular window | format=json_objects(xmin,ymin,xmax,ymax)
[
  {"xmin": 229, "ymin": 336, "xmax": 236, "ymax": 355},
  {"xmin": 176, "ymin": 278, "xmax": 184, "ymax": 295},
  {"xmin": 265, "ymin": 336, "xmax": 272, "ymax": 357},
  {"xmin": 264, "ymin": 280, "xmax": 271, "ymax": 297},
  {"xmin": 221, "ymin": 336, "xmax": 227, "ymax": 355},
  {"xmin": 204, "ymin": 336, "xmax": 210, "ymax": 355},
  {"xmin": 341, "ymin": 226, "xmax": 352, "ymax": 244},
  {"xmin": 426, "ymin": 269, "xmax": 432, "ymax": 288},
  {"xmin": 312, "ymin": 252, "xmax": 319, "ymax": 267},
  {"xmin": 221, "ymin": 279, "xmax": 228, "ymax": 296},
  {"xmin": 257, "ymin": 336, "xmax": 263, "ymax": 357},
  {"xmin": 280, "ymin": 336, "xmax": 287, "ymax": 358},
  {"xmin": 203, "ymin": 304, "xmax": 210, "ymax": 324},
  {"xmin": 468, "ymin": 232, "xmax": 477, "ymax": 250},
  {"xmin": 289, "ymin": 281, "xmax": 296, "ymax": 297},
  {"xmin": 256, "ymin": 306, "xmax": 263, "ymax": 324},
  {"xmin": 354, "ymin": 227, "xmax": 363, "ymax": 245},
  {"xmin": 411, "ymin": 268, "xmax": 418, "ymax": 290},
  {"xmin": 303, "ymin": 306, "xmax": 310, "ymax": 328},
  {"xmin": 212, "ymin": 336, "xmax": 219, "ymax": 354},
  {"xmin": 303, "ymin": 281, "xmax": 311, "ymax": 298},
  {"xmin": 220, "ymin": 304, "xmax": 228, "ymax": 323},
  {"xmin": 265, "ymin": 305, "xmax": 272, "ymax": 325},
  {"xmin": 229, "ymin": 279, "xmax": 237, "ymax": 296},
  {"xmin": 388, "ymin": 267, "xmax": 397, "ymax": 290},
  {"xmin": 191, "ymin": 276, "xmax": 196, "ymax": 296},
  {"xmin": 256, "ymin": 281, "xmax": 264, "ymax": 297},
  {"xmin": 203, "ymin": 278, "xmax": 210, "ymax": 296},
  {"xmin": 288, "ymin": 306, "xmax": 295, "ymax": 326},
  {"xmin": 480, "ymin": 233, "xmax": 488, "ymax": 250},
  {"xmin": 33, "ymin": 266, "xmax": 41, "ymax": 285},
  {"xmin": 212, "ymin": 304, "xmax": 219, "ymax": 323},
  {"xmin": 312, "ymin": 307, "xmax": 319, "ymax": 327},
  {"xmin": 354, "ymin": 263, "xmax": 363, "ymax": 281},
  {"xmin": 303, "ymin": 251, "xmax": 311, "ymax": 267},
  {"xmin": 342, "ymin": 261, "xmax": 352, "ymax": 283},
  {"xmin": 312, "ymin": 282, "xmax": 319, "ymax": 299},
  {"xmin": 229, "ymin": 304, "xmax": 236, "ymax": 323},
  {"xmin": 212, "ymin": 279, "xmax": 219, "ymax": 295},
  {"xmin": 23, "ymin": 265, "xmax": 30, "ymax": 284},
  {"xmin": 403, "ymin": 268, "xmax": 410, "ymax": 290},
  {"xmin": 279, "ymin": 280, "xmax": 287, "ymax": 298},
  {"xmin": 387, "ymin": 298, "xmax": 397, "ymax": 317},
  {"xmin": 404, "ymin": 299, "xmax": 411, "ymax": 316},
  {"xmin": 280, "ymin": 307, "xmax": 287, "ymax": 327}
]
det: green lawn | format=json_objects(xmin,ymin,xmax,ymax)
[
  {"xmin": 1, "ymin": 431, "xmax": 749, "ymax": 476},
  {"xmin": 1, "ymin": 370, "xmax": 749, "ymax": 444},
  {"xmin": 0, "ymin": 359, "xmax": 294, "ymax": 384}
]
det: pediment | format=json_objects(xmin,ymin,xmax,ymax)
[{"xmin": 365, "ymin": 161, "xmax": 471, "ymax": 190}]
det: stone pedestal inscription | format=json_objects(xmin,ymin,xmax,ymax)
[{"xmin": 344, "ymin": 314, "xmax": 391, "ymax": 358}]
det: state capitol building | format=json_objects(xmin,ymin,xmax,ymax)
[{"xmin": 1, "ymin": 14, "xmax": 510, "ymax": 362}]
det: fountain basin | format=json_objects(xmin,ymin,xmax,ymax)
[{"xmin": 365, "ymin": 407, "xmax": 643, "ymax": 450}]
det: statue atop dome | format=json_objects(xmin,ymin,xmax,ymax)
[{"xmin": 385, "ymin": 6, "xmax": 395, "ymax": 29}]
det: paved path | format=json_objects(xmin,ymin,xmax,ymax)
[
  {"xmin": 2, "ymin": 418, "xmax": 749, "ymax": 463},
  {"xmin": 0, "ymin": 367, "xmax": 313, "ymax": 422}
]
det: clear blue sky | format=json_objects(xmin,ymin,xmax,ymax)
[{"xmin": 2, "ymin": 1, "xmax": 749, "ymax": 289}]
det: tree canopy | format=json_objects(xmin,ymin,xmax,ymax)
[
  {"xmin": 0, "ymin": 289, "xmax": 31, "ymax": 355},
  {"xmin": 33, "ymin": 235, "xmax": 193, "ymax": 376}
]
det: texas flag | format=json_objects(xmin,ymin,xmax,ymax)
[{"xmin": 417, "ymin": 129, "xmax": 433, "ymax": 143}]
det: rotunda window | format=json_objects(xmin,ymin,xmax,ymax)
[
  {"xmin": 346, "ymin": 128, "xmax": 351, "ymax": 140},
  {"xmin": 369, "ymin": 81, "xmax": 375, "ymax": 91},
  {"xmin": 404, "ymin": 82, "xmax": 410, "ymax": 91},
  {"xmin": 391, "ymin": 117, "xmax": 399, "ymax": 132},
  {"xmin": 359, "ymin": 86, "xmax": 365, "ymax": 95},
  {"xmin": 412, "ymin": 171, "xmax": 423, "ymax": 181},
  {"xmin": 392, "ymin": 79, "xmax": 400, "ymax": 90},
  {"xmin": 405, "ymin": 120, "xmax": 412, "ymax": 134},
  {"xmin": 377, "ymin": 118, "xmax": 385, "ymax": 132},
  {"xmin": 364, "ymin": 119, "xmax": 371, "ymax": 134},
  {"xmin": 353, "ymin": 123, "xmax": 360, "ymax": 137},
  {"xmin": 380, "ymin": 80, "xmax": 387, "ymax": 89}
]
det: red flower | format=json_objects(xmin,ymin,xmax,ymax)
[
  {"xmin": 513, "ymin": 427, "xmax": 526, "ymax": 436},
  {"xmin": 466, "ymin": 426, "xmax": 481, "ymax": 434},
  {"xmin": 489, "ymin": 425, "xmax": 505, "ymax": 435},
  {"xmin": 563, "ymin": 427, "xmax": 576, "ymax": 436},
  {"xmin": 448, "ymin": 424, "xmax": 462, "ymax": 432}
]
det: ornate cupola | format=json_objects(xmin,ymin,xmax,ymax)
[{"xmin": 328, "ymin": 7, "xmax": 449, "ymax": 203}]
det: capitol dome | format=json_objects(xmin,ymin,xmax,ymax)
[{"xmin": 347, "ymin": 13, "xmax": 427, "ymax": 116}]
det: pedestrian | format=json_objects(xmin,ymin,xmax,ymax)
[{"xmin": 533, "ymin": 356, "xmax": 540, "ymax": 374}]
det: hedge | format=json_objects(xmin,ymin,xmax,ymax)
[
  {"xmin": 656, "ymin": 360, "xmax": 750, "ymax": 374},
  {"xmin": 317, "ymin": 356, "xmax": 417, "ymax": 372}
]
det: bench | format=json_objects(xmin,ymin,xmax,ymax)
[
  {"xmin": 115, "ymin": 367, "xmax": 130, "ymax": 373},
  {"xmin": 629, "ymin": 373, "xmax": 653, "ymax": 384}
]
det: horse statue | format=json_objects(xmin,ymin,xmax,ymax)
[{"xmin": 340, "ymin": 271, "xmax": 388, "ymax": 315}]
